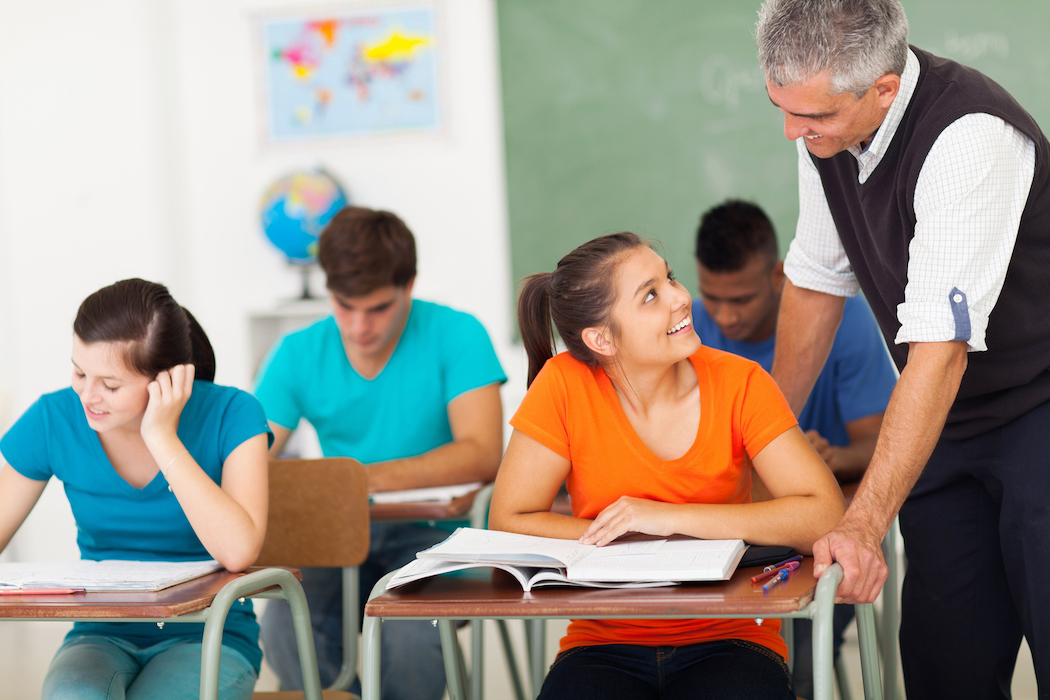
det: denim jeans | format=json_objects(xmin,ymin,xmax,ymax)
[
  {"xmin": 537, "ymin": 641, "xmax": 794, "ymax": 700},
  {"xmin": 41, "ymin": 634, "xmax": 256, "ymax": 700},
  {"xmin": 790, "ymin": 604, "xmax": 856, "ymax": 699},
  {"xmin": 259, "ymin": 521, "xmax": 450, "ymax": 700}
]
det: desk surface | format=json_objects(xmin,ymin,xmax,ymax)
[
  {"xmin": 0, "ymin": 567, "xmax": 299, "ymax": 620},
  {"xmin": 369, "ymin": 488, "xmax": 481, "ymax": 522},
  {"xmin": 366, "ymin": 559, "xmax": 818, "ymax": 620}
]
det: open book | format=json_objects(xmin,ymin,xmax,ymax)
[
  {"xmin": 387, "ymin": 528, "xmax": 747, "ymax": 592},
  {"xmin": 0, "ymin": 560, "xmax": 223, "ymax": 592}
]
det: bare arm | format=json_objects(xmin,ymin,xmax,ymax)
[
  {"xmin": 267, "ymin": 422, "xmax": 293, "ymax": 458},
  {"xmin": 814, "ymin": 340, "xmax": 967, "ymax": 602},
  {"xmin": 806, "ymin": 412, "xmax": 884, "ymax": 482},
  {"xmin": 142, "ymin": 366, "xmax": 269, "ymax": 572},
  {"xmin": 488, "ymin": 429, "xmax": 584, "ymax": 539},
  {"xmin": 771, "ymin": 280, "xmax": 846, "ymax": 416},
  {"xmin": 366, "ymin": 383, "xmax": 504, "ymax": 493},
  {"xmin": 580, "ymin": 426, "xmax": 845, "ymax": 551},
  {"xmin": 0, "ymin": 464, "xmax": 48, "ymax": 554}
]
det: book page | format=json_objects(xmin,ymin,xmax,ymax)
[
  {"xmin": 570, "ymin": 537, "xmax": 746, "ymax": 582},
  {"xmin": 0, "ymin": 560, "xmax": 222, "ymax": 592},
  {"xmin": 370, "ymin": 482, "xmax": 483, "ymax": 504},
  {"xmin": 415, "ymin": 527, "xmax": 596, "ymax": 568}
]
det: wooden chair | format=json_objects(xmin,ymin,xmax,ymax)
[{"xmin": 223, "ymin": 457, "xmax": 370, "ymax": 700}]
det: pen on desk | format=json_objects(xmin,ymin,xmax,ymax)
[
  {"xmin": 0, "ymin": 588, "xmax": 87, "ymax": 596},
  {"xmin": 751, "ymin": 560, "xmax": 801, "ymax": 584},
  {"xmin": 763, "ymin": 554, "xmax": 803, "ymax": 572},
  {"xmin": 762, "ymin": 569, "xmax": 790, "ymax": 593}
]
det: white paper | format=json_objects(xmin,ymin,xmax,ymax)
[
  {"xmin": 0, "ymin": 560, "xmax": 223, "ymax": 592},
  {"xmin": 370, "ymin": 482, "xmax": 483, "ymax": 504}
]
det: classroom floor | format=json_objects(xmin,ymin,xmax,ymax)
[{"xmin": 0, "ymin": 614, "xmax": 1038, "ymax": 699}]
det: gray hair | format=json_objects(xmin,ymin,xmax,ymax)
[{"xmin": 756, "ymin": 0, "xmax": 909, "ymax": 98}]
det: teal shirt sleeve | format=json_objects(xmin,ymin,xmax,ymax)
[
  {"xmin": 440, "ymin": 311, "xmax": 507, "ymax": 404},
  {"xmin": 0, "ymin": 396, "xmax": 54, "ymax": 482},
  {"xmin": 253, "ymin": 335, "xmax": 305, "ymax": 431}
]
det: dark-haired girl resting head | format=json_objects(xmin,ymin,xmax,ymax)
[
  {"xmin": 0, "ymin": 279, "xmax": 272, "ymax": 700},
  {"xmin": 490, "ymin": 234, "xmax": 845, "ymax": 700}
]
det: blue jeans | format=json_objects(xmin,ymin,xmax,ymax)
[
  {"xmin": 41, "ymin": 634, "xmax": 256, "ymax": 700},
  {"xmin": 537, "ymin": 641, "xmax": 794, "ymax": 700},
  {"xmin": 790, "ymin": 604, "xmax": 855, "ymax": 699},
  {"xmin": 259, "ymin": 522, "xmax": 449, "ymax": 700}
]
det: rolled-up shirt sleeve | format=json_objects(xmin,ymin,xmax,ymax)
[
  {"xmin": 784, "ymin": 137, "xmax": 862, "ymax": 298},
  {"xmin": 899, "ymin": 113, "xmax": 1035, "ymax": 352}
]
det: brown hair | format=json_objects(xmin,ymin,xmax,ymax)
[
  {"xmin": 517, "ymin": 232, "xmax": 648, "ymax": 387},
  {"xmin": 318, "ymin": 206, "xmax": 417, "ymax": 298},
  {"xmin": 73, "ymin": 278, "xmax": 216, "ymax": 382}
]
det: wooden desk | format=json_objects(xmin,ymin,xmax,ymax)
[
  {"xmin": 369, "ymin": 487, "xmax": 483, "ymax": 523},
  {"xmin": 0, "ymin": 567, "xmax": 321, "ymax": 700},
  {"xmin": 363, "ymin": 561, "xmax": 883, "ymax": 700}
]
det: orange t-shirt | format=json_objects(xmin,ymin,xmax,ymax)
[{"xmin": 509, "ymin": 347, "xmax": 798, "ymax": 659}]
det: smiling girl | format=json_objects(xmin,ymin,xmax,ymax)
[
  {"xmin": 0, "ymin": 279, "xmax": 272, "ymax": 699},
  {"xmin": 489, "ymin": 233, "xmax": 845, "ymax": 700}
]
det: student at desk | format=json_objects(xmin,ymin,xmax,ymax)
[
  {"xmin": 254, "ymin": 206, "xmax": 506, "ymax": 700},
  {"xmin": 490, "ymin": 232, "xmax": 845, "ymax": 700},
  {"xmin": 0, "ymin": 279, "xmax": 272, "ymax": 700},
  {"xmin": 693, "ymin": 200, "xmax": 896, "ymax": 699}
]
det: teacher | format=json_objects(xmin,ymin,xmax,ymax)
[{"xmin": 755, "ymin": 0, "xmax": 1050, "ymax": 697}]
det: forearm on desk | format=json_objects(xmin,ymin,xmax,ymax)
[{"xmin": 366, "ymin": 438, "xmax": 501, "ymax": 493}]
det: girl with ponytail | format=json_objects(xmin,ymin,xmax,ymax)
[
  {"xmin": 491, "ymin": 234, "xmax": 845, "ymax": 700},
  {"xmin": 0, "ymin": 278, "xmax": 272, "ymax": 699}
]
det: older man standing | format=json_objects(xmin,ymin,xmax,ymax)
[{"xmin": 756, "ymin": 0, "xmax": 1050, "ymax": 697}]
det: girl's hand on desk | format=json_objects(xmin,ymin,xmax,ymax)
[
  {"xmin": 580, "ymin": 496, "xmax": 676, "ymax": 546},
  {"xmin": 141, "ymin": 364, "xmax": 194, "ymax": 447}
]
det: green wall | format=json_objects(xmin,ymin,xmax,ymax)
[{"xmin": 497, "ymin": 0, "xmax": 1050, "ymax": 300}]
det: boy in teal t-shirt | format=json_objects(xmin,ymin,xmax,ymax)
[{"xmin": 254, "ymin": 206, "xmax": 506, "ymax": 700}]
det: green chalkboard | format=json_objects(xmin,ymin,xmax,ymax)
[{"xmin": 496, "ymin": 0, "xmax": 1050, "ymax": 299}]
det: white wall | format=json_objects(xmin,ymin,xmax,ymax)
[{"xmin": 0, "ymin": 0, "xmax": 527, "ymax": 561}]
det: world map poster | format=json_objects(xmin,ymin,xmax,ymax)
[{"xmin": 261, "ymin": 5, "xmax": 440, "ymax": 141}]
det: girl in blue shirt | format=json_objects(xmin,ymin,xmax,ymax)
[{"xmin": 0, "ymin": 279, "xmax": 272, "ymax": 700}]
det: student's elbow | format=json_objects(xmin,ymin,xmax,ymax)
[{"xmin": 220, "ymin": 528, "xmax": 268, "ymax": 573}]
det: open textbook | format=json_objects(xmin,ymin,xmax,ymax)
[
  {"xmin": 0, "ymin": 560, "xmax": 223, "ymax": 592},
  {"xmin": 387, "ymin": 528, "xmax": 747, "ymax": 592}
]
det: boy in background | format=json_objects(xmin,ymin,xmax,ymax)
[
  {"xmin": 693, "ymin": 199, "xmax": 896, "ymax": 698},
  {"xmin": 255, "ymin": 206, "xmax": 507, "ymax": 699}
]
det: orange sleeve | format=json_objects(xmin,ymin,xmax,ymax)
[
  {"xmin": 737, "ymin": 363, "xmax": 799, "ymax": 458},
  {"xmin": 509, "ymin": 358, "xmax": 572, "ymax": 460}
]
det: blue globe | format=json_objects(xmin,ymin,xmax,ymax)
[{"xmin": 260, "ymin": 170, "xmax": 348, "ymax": 263}]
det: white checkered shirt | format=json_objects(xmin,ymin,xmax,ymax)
[{"xmin": 784, "ymin": 49, "xmax": 1037, "ymax": 352}]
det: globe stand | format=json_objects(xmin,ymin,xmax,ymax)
[{"xmin": 288, "ymin": 262, "xmax": 318, "ymax": 300}]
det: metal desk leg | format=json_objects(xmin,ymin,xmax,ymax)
[
  {"xmin": 526, "ymin": 618, "xmax": 546, "ymax": 698},
  {"xmin": 855, "ymin": 603, "xmax": 883, "ymax": 700},
  {"xmin": 201, "ymin": 568, "xmax": 323, "ymax": 700},
  {"xmin": 496, "ymin": 621, "xmax": 527, "ymax": 700},
  {"xmin": 811, "ymin": 563, "xmax": 842, "ymax": 700},
  {"xmin": 439, "ymin": 619, "xmax": 469, "ymax": 700},
  {"xmin": 471, "ymin": 620, "xmax": 484, "ymax": 700},
  {"xmin": 880, "ymin": 520, "xmax": 901, "ymax": 700},
  {"xmin": 362, "ymin": 572, "xmax": 397, "ymax": 700}
]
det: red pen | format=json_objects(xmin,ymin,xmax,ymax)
[
  {"xmin": 0, "ymin": 588, "xmax": 86, "ymax": 596},
  {"xmin": 751, "ymin": 560, "xmax": 801, "ymax": 584}
]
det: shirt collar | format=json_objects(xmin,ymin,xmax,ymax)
[{"xmin": 846, "ymin": 48, "xmax": 920, "ymax": 178}]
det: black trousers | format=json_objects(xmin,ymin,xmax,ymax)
[{"xmin": 899, "ymin": 399, "xmax": 1050, "ymax": 700}]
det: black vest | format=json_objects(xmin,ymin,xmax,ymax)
[{"xmin": 815, "ymin": 47, "xmax": 1050, "ymax": 440}]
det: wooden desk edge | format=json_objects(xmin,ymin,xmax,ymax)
[{"xmin": 0, "ymin": 566, "xmax": 301, "ymax": 619}]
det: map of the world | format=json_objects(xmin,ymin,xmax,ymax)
[{"xmin": 262, "ymin": 5, "xmax": 440, "ymax": 141}]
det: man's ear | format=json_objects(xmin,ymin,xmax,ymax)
[
  {"xmin": 771, "ymin": 259, "xmax": 786, "ymax": 292},
  {"xmin": 582, "ymin": 326, "xmax": 616, "ymax": 357},
  {"xmin": 873, "ymin": 72, "xmax": 900, "ymax": 108}
]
